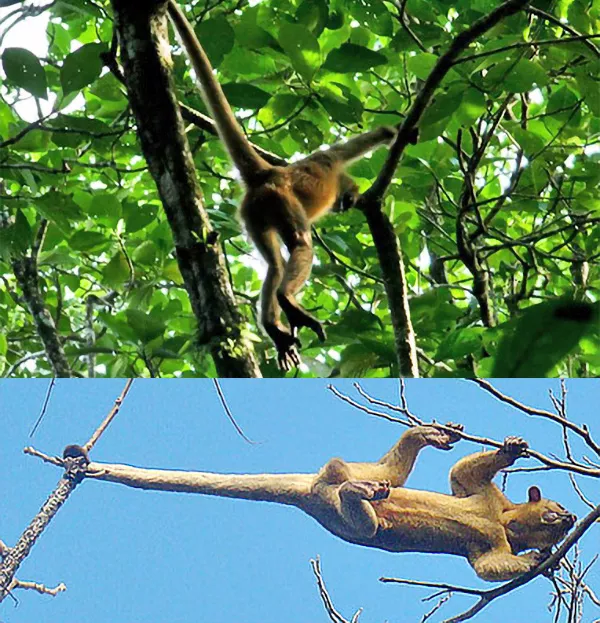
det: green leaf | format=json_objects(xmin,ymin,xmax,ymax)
[
  {"xmin": 88, "ymin": 194, "xmax": 122, "ymax": 228},
  {"xmin": 455, "ymin": 88, "xmax": 486, "ymax": 126},
  {"xmin": 296, "ymin": 0, "xmax": 329, "ymax": 35},
  {"xmin": 102, "ymin": 251, "xmax": 131, "ymax": 287},
  {"xmin": 60, "ymin": 43, "xmax": 105, "ymax": 94},
  {"xmin": 132, "ymin": 240, "xmax": 158, "ymax": 265},
  {"xmin": 124, "ymin": 203, "xmax": 159, "ymax": 234},
  {"xmin": 258, "ymin": 93, "xmax": 302, "ymax": 127},
  {"xmin": 69, "ymin": 231, "xmax": 110, "ymax": 253},
  {"xmin": 323, "ymin": 43, "xmax": 387, "ymax": 73},
  {"xmin": 320, "ymin": 93, "xmax": 363, "ymax": 124},
  {"xmin": 278, "ymin": 23, "xmax": 321, "ymax": 83},
  {"xmin": 421, "ymin": 88, "xmax": 464, "ymax": 126},
  {"xmin": 407, "ymin": 53, "xmax": 438, "ymax": 80},
  {"xmin": 13, "ymin": 210, "xmax": 33, "ymax": 252},
  {"xmin": 339, "ymin": 343, "xmax": 382, "ymax": 376},
  {"xmin": 349, "ymin": 0, "xmax": 394, "ymax": 37},
  {"xmin": 126, "ymin": 309, "xmax": 166, "ymax": 342},
  {"xmin": 485, "ymin": 58, "xmax": 548, "ymax": 93},
  {"xmin": 196, "ymin": 16, "xmax": 235, "ymax": 67},
  {"xmin": 2, "ymin": 48, "xmax": 48, "ymax": 99},
  {"xmin": 436, "ymin": 327, "xmax": 484, "ymax": 360},
  {"xmin": 0, "ymin": 333, "xmax": 7, "ymax": 356},
  {"xmin": 491, "ymin": 300, "xmax": 599, "ymax": 377},
  {"xmin": 236, "ymin": 8, "xmax": 279, "ymax": 50},
  {"xmin": 221, "ymin": 83, "xmax": 271, "ymax": 109}
]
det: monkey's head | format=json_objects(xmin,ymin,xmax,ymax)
[{"xmin": 503, "ymin": 486, "xmax": 576, "ymax": 553}]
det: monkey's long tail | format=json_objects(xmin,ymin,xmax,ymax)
[{"xmin": 167, "ymin": 1, "xmax": 271, "ymax": 185}]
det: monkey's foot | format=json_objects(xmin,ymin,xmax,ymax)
[
  {"xmin": 277, "ymin": 293, "xmax": 326, "ymax": 342},
  {"xmin": 341, "ymin": 480, "xmax": 391, "ymax": 501},
  {"xmin": 500, "ymin": 436, "xmax": 529, "ymax": 458},
  {"xmin": 266, "ymin": 324, "xmax": 302, "ymax": 371}
]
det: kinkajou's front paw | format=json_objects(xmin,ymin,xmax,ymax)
[
  {"xmin": 499, "ymin": 436, "xmax": 529, "ymax": 458},
  {"xmin": 418, "ymin": 423, "xmax": 464, "ymax": 451}
]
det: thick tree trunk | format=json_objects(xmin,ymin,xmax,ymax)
[{"xmin": 111, "ymin": 0, "xmax": 261, "ymax": 378}]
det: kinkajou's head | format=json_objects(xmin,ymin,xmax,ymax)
[{"xmin": 503, "ymin": 486, "xmax": 576, "ymax": 552}]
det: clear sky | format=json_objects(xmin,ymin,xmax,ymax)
[{"xmin": 1, "ymin": 379, "xmax": 598, "ymax": 623}]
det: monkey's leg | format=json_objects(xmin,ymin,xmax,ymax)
[
  {"xmin": 450, "ymin": 437, "xmax": 528, "ymax": 497},
  {"xmin": 248, "ymin": 225, "xmax": 301, "ymax": 370},
  {"xmin": 470, "ymin": 548, "xmax": 549, "ymax": 582},
  {"xmin": 338, "ymin": 479, "xmax": 390, "ymax": 538},
  {"xmin": 277, "ymin": 210, "xmax": 326, "ymax": 342}
]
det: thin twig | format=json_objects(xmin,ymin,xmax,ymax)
[
  {"xmin": 213, "ymin": 379, "xmax": 258, "ymax": 444},
  {"xmin": 29, "ymin": 378, "xmax": 56, "ymax": 437},
  {"xmin": 84, "ymin": 379, "xmax": 134, "ymax": 452}
]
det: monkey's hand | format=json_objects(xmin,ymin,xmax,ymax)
[
  {"xmin": 499, "ymin": 436, "xmax": 529, "ymax": 460},
  {"xmin": 266, "ymin": 324, "xmax": 302, "ymax": 371}
]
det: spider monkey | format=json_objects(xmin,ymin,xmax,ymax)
[
  {"xmin": 167, "ymin": 1, "xmax": 417, "ymax": 370},
  {"xmin": 81, "ymin": 426, "xmax": 576, "ymax": 581}
]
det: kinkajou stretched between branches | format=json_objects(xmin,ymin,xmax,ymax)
[{"xmin": 74, "ymin": 426, "xmax": 575, "ymax": 582}]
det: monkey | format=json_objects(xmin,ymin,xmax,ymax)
[
  {"xmin": 167, "ymin": 1, "xmax": 417, "ymax": 370},
  {"xmin": 80, "ymin": 426, "xmax": 575, "ymax": 582}
]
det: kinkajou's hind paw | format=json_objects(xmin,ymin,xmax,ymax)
[{"xmin": 341, "ymin": 480, "xmax": 391, "ymax": 501}]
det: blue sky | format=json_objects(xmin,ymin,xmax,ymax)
[{"xmin": 0, "ymin": 379, "xmax": 598, "ymax": 623}]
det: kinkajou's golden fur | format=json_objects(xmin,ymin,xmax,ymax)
[
  {"xmin": 166, "ymin": 1, "xmax": 415, "ymax": 369},
  {"xmin": 79, "ymin": 426, "xmax": 575, "ymax": 582}
]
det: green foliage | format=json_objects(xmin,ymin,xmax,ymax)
[
  {"xmin": 2, "ymin": 48, "xmax": 47, "ymax": 99},
  {"xmin": 0, "ymin": 0, "xmax": 598, "ymax": 378}
]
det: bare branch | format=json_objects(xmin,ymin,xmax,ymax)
[
  {"xmin": 29, "ymin": 378, "xmax": 56, "ymax": 437},
  {"xmin": 311, "ymin": 556, "xmax": 362, "ymax": 623},
  {"xmin": 11, "ymin": 579, "xmax": 66, "ymax": 597},
  {"xmin": 84, "ymin": 379, "xmax": 134, "ymax": 452},
  {"xmin": 472, "ymin": 380, "xmax": 600, "ymax": 456},
  {"xmin": 213, "ymin": 379, "xmax": 258, "ymax": 444}
]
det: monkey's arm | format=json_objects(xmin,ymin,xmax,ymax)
[
  {"xmin": 86, "ymin": 462, "xmax": 313, "ymax": 506},
  {"xmin": 470, "ymin": 548, "xmax": 548, "ymax": 582},
  {"xmin": 450, "ymin": 437, "xmax": 528, "ymax": 497},
  {"xmin": 314, "ymin": 126, "xmax": 397, "ymax": 165}
]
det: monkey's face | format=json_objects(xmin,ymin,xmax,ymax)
[{"xmin": 504, "ymin": 486, "xmax": 576, "ymax": 552}]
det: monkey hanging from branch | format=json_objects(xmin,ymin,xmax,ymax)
[
  {"xmin": 73, "ymin": 425, "xmax": 575, "ymax": 582},
  {"xmin": 167, "ymin": 1, "xmax": 418, "ymax": 370}
]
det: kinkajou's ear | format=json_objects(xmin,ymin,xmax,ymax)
[{"xmin": 528, "ymin": 485, "xmax": 542, "ymax": 503}]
